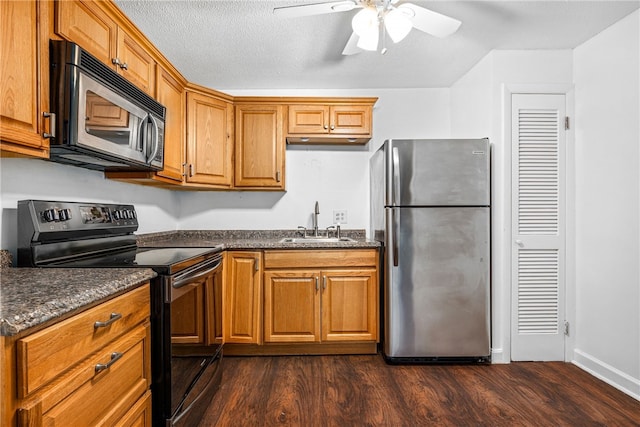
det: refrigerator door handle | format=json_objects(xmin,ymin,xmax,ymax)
[
  {"xmin": 392, "ymin": 147, "xmax": 400, "ymax": 206},
  {"xmin": 392, "ymin": 208, "xmax": 399, "ymax": 267}
]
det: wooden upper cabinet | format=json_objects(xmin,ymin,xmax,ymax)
[
  {"xmin": 155, "ymin": 66, "xmax": 185, "ymax": 183},
  {"xmin": 0, "ymin": 0, "xmax": 50, "ymax": 157},
  {"xmin": 56, "ymin": 0, "xmax": 156, "ymax": 95},
  {"xmin": 116, "ymin": 27, "xmax": 156, "ymax": 95},
  {"xmin": 56, "ymin": 0, "xmax": 116, "ymax": 67},
  {"xmin": 186, "ymin": 90, "xmax": 233, "ymax": 187},
  {"xmin": 234, "ymin": 104, "xmax": 285, "ymax": 190},
  {"xmin": 286, "ymin": 99, "xmax": 376, "ymax": 144}
]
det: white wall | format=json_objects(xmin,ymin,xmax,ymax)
[
  {"xmin": 572, "ymin": 10, "xmax": 640, "ymax": 398},
  {"xmin": 450, "ymin": 50, "xmax": 574, "ymax": 364},
  {"xmin": 177, "ymin": 88, "xmax": 451, "ymax": 232}
]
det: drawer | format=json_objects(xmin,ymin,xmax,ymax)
[
  {"xmin": 115, "ymin": 390, "xmax": 152, "ymax": 427},
  {"xmin": 16, "ymin": 283, "xmax": 150, "ymax": 397},
  {"xmin": 41, "ymin": 324, "xmax": 150, "ymax": 426},
  {"xmin": 264, "ymin": 249, "xmax": 377, "ymax": 269}
]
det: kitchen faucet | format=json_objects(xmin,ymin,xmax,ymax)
[{"xmin": 313, "ymin": 201, "xmax": 320, "ymax": 237}]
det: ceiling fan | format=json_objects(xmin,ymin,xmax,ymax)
[{"xmin": 273, "ymin": 0, "xmax": 462, "ymax": 55}]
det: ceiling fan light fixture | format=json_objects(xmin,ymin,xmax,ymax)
[
  {"xmin": 384, "ymin": 8, "xmax": 412, "ymax": 43},
  {"xmin": 356, "ymin": 29, "xmax": 379, "ymax": 51},
  {"xmin": 352, "ymin": 7, "xmax": 378, "ymax": 37}
]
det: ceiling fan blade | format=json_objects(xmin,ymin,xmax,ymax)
[
  {"xmin": 274, "ymin": 1, "xmax": 358, "ymax": 18},
  {"xmin": 342, "ymin": 32, "xmax": 361, "ymax": 55},
  {"xmin": 398, "ymin": 3, "xmax": 461, "ymax": 38}
]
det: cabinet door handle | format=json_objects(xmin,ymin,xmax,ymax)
[
  {"xmin": 315, "ymin": 276, "xmax": 319, "ymax": 292},
  {"xmin": 323, "ymin": 276, "xmax": 327, "ymax": 290},
  {"xmin": 276, "ymin": 171, "xmax": 281, "ymax": 183},
  {"xmin": 323, "ymin": 124, "xmax": 328, "ymax": 130},
  {"xmin": 119, "ymin": 62, "xmax": 128, "ymax": 70},
  {"xmin": 189, "ymin": 164, "xmax": 194, "ymax": 177},
  {"xmin": 94, "ymin": 312, "xmax": 122, "ymax": 329},
  {"xmin": 254, "ymin": 257, "xmax": 259, "ymax": 272},
  {"xmin": 42, "ymin": 112, "xmax": 56, "ymax": 139},
  {"xmin": 111, "ymin": 57, "xmax": 121, "ymax": 66},
  {"xmin": 95, "ymin": 351, "xmax": 123, "ymax": 373},
  {"xmin": 330, "ymin": 124, "xmax": 335, "ymax": 130}
]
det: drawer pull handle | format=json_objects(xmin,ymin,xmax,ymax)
[
  {"xmin": 95, "ymin": 352, "xmax": 123, "ymax": 373},
  {"xmin": 94, "ymin": 312, "xmax": 122, "ymax": 329}
]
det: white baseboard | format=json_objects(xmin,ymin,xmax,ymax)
[
  {"xmin": 491, "ymin": 347, "xmax": 508, "ymax": 364},
  {"xmin": 573, "ymin": 349, "xmax": 640, "ymax": 401}
]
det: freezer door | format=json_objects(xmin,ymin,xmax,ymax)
[
  {"xmin": 384, "ymin": 206, "xmax": 490, "ymax": 359},
  {"xmin": 387, "ymin": 139, "xmax": 490, "ymax": 207}
]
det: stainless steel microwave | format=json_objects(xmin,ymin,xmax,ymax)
[{"xmin": 49, "ymin": 40, "xmax": 165, "ymax": 171}]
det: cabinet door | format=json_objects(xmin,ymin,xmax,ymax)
[
  {"xmin": 321, "ymin": 269, "xmax": 378, "ymax": 342},
  {"xmin": 234, "ymin": 104, "xmax": 285, "ymax": 189},
  {"xmin": 156, "ymin": 67, "xmax": 185, "ymax": 182},
  {"xmin": 330, "ymin": 105, "xmax": 372, "ymax": 136},
  {"xmin": 56, "ymin": 0, "xmax": 117, "ymax": 67},
  {"xmin": 264, "ymin": 271, "xmax": 321, "ymax": 343},
  {"xmin": 116, "ymin": 27, "xmax": 156, "ymax": 95},
  {"xmin": 287, "ymin": 105, "xmax": 330, "ymax": 134},
  {"xmin": 171, "ymin": 281, "xmax": 205, "ymax": 345},
  {"xmin": 0, "ymin": 0, "xmax": 49, "ymax": 157},
  {"xmin": 186, "ymin": 92, "xmax": 233, "ymax": 186},
  {"xmin": 224, "ymin": 252, "xmax": 262, "ymax": 344}
]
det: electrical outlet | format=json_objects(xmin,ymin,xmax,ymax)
[{"xmin": 333, "ymin": 210, "xmax": 347, "ymax": 224}]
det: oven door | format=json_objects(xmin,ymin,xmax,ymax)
[{"xmin": 153, "ymin": 254, "xmax": 223, "ymax": 427}]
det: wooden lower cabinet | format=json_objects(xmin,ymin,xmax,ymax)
[
  {"xmin": 1, "ymin": 284, "xmax": 151, "ymax": 427},
  {"xmin": 223, "ymin": 251, "xmax": 263, "ymax": 344},
  {"xmin": 264, "ymin": 268, "xmax": 378, "ymax": 344},
  {"xmin": 223, "ymin": 249, "xmax": 379, "ymax": 355}
]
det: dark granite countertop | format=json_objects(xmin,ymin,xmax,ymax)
[
  {"xmin": 0, "ymin": 230, "xmax": 377, "ymax": 337},
  {"xmin": 137, "ymin": 229, "xmax": 381, "ymax": 249},
  {"xmin": 0, "ymin": 268, "xmax": 156, "ymax": 336}
]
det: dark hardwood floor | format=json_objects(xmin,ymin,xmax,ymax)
[{"xmin": 201, "ymin": 354, "xmax": 640, "ymax": 426}]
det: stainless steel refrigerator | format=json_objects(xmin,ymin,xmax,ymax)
[{"xmin": 370, "ymin": 139, "xmax": 491, "ymax": 363}]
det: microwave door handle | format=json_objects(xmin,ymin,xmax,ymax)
[
  {"xmin": 146, "ymin": 114, "xmax": 160, "ymax": 164},
  {"xmin": 136, "ymin": 117, "xmax": 147, "ymax": 153}
]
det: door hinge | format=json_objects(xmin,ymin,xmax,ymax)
[
  {"xmin": 564, "ymin": 116, "xmax": 570, "ymax": 130},
  {"xmin": 564, "ymin": 321, "xmax": 570, "ymax": 336}
]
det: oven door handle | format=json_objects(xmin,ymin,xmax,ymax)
[{"xmin": 172, "ymin": 256, "xmax": 222, "ymax": 289}]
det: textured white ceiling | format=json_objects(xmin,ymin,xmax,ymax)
[{"xmin": 114, "ymin": 0, "xmax": 640, "ymax": 90}]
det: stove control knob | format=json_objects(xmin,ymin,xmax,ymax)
[
  {"xmin": 58, "ymin": 209, "xmax": 68, "ymax": 221},
  {"xmin": 42, "ymin": 209, "xmax": 58, "ymax": 222},
  {"xmin": 113, "ymin": 210, "xmax": 121, "ymax": 220}
]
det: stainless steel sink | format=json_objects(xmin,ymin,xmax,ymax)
[{"xmin": 278, "ymin": 237, "xmax": 355, "ymax": 243}]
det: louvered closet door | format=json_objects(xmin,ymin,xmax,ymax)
[{"xmin": 511, "ymin": 93, "xmax": 566, "ymax": 361}]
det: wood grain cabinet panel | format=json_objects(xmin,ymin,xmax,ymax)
[
  {"xmin": 155, "ymin": 66, "xmax": 185, "ymax": 183},
  {"xmin": 56, "ymin": 0, "xmax": 156, "ymax": 96},
  {"xmin": 186, "ymin": 91, "xmax": 234, "ymax": 187},
  {"xmin": 223, "ymin": 252, "xmax": 263, "ymax": 344},
  {"xmin": 234, "ymin": 104, "xmax": 285, "ymax": 189},
  {"xmin": 263, "ymin": 250, "xmax": 379, "ymax": 345},
  {"xmin": 286, "ymin": 99, "xmax": 376, "ymax": 144},
  {"xmin": 0, "ymin": 0, "xmax": 50, "ymax": 157},
  {"xmin": 264, "ymin": 271, "xmax": 320, "ymax": 343},
  {"xmin": 322, "ymin": 269, "xmax": 377, "ymax": 342},
  {"xmin": 16, "ymin": 285, "xmax": 150, "ymax": 398}
]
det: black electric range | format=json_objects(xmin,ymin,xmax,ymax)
[{"xmin": 17, "ymin": 200, "xmax": 224, "ymax": 426}]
